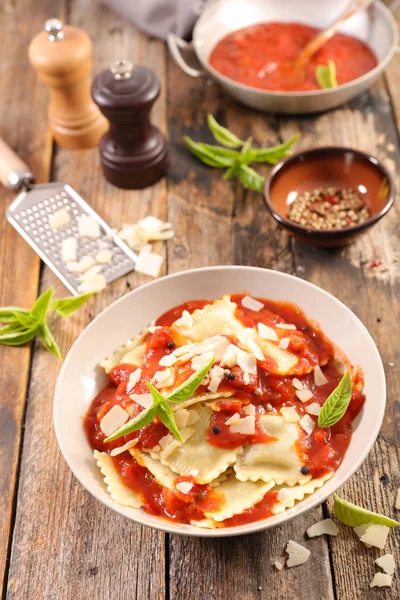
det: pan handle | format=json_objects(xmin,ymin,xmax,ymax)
[
  {"xmin": 167, "ymin": 34, "xmax": 204, "ymax": 78},
  {"xmin": 0, "ymin": 137, "xmax": 34, "ymax": 190}
]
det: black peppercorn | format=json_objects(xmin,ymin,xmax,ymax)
[
  {"xmin": 226, "ymin": 372, "xmax": 235, "ymax": 381},
  {"xmin": 300, "ymin": 466, "xmax": 309, "ymax": 475},
  {"xmin": 167, "ymin": 341, "xmax": 175, "ymax": 349},
  {"xmin": 212, "ymin": 426, "xmax": 221, "ymax": 434}
]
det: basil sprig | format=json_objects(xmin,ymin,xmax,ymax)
[
  {"xmin": 105, "ymin": 356, "xmax": 214, "ymax": 443},
  {"xmin": 184, "ymin": 115, "xmax": 299, "ymax": 192},
  {"xmin": 316, "ymin": 60, "xmax": 338, "ymax": 89},
  {"xmin": 318, "ymin": 370, "xmax": 352, "ymax": 428},
  {"xmin": 0, "ymin": 288, "xmax": 93, "ymax": 358}
]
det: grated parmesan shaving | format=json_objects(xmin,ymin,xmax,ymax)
[
  {"xmin": 241, "ymin": 296, "xmax": 264, "ymax": 312},
  {"xmin": 49, "ymin": 208, "xmax": 70, "ymax": 229},
  {"xmin": 78, "ymin": 214, "xmax": 101, "ymax": 238}
]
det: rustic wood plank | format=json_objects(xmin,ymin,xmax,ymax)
[
  {"xmin": 0, "ymin": 0, "xmax": 56, "ymax": 591},
  {"xmin": 166, "ymin": 59, "xmax": 335, "ymax": 600},
  {"xmin": 5, "ymin": 3, "xmax": 167, "ymax": 599},
  {"xmin": 279, "ymin": 77, "xmax": 400, "ymax": 598}
]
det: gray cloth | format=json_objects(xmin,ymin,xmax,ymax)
[{"xmin": 101, "ymin": 0, "xmax": 207, "ymax": 40}]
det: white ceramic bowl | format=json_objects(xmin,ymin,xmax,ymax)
[{"xmin": 54, "ymin": 266, "xmax": 386, "ymax": 537}]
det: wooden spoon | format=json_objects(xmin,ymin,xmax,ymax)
[{"xmin": 257, "ymin": 0, "xmax": 374, "ymax": 84}]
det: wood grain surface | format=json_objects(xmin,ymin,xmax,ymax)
[{"xmin": 1, "ymin": 0, "xmax": 399, "ymax": 599}]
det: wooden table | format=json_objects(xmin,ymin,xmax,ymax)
[{"xmin": 1, "ymin": 2, "xmax": 399, "ymax": 599}]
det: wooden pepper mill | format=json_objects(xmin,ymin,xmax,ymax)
[
  {"xmin": 28, "ymin": 18, "xmax": 108, "ymax": 150},
  {"xmin": 91, "ymin": 60, "xmax": 168, "ymax": 189}
]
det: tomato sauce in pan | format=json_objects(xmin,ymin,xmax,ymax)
[
  {"xmin": 209, "ymin": 22, "xmax": 377, "ymax": 92},
  {"xmin": 84, "ymin": 295, "xmax": 365, "ymax": 527}
]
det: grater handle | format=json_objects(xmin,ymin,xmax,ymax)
[{"xmin": 0, "ymin": 137, "xmax": 34, "ymax": 190}]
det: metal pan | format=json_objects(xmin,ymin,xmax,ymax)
[{"xmin": 168, "ymin": 0, "xmax": 398, "ymax": 114}]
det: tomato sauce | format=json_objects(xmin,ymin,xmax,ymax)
[
  {"xmin": 209, "ymin": 22, "xmax": 378, "ymax": 92},
  {"xmin": 84, "ymin": 294, "xmax": 365, "ymax": 527}
]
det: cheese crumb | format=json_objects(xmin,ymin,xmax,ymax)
[
  {"xmin": 280, "ymin": 406, "xmax": 300, "ymax": 423},
  {"xmin": 307, "ymin": 519, "xmax": 339, "ymax": 538},
  {"xmin": 314, "ymin": 365, "xmax": 328, "ymax": 386},
  {"xmin": 225, "ymin": 413, "xmax": 240, "ymax": 426},
  {"xmin": 243, "ymin": 404, "xmax": 255, "ymax": 416},
  {"xmin": 295, "ymin": 389, "xmax": 314, "ymax": 403},
  {"xmin": 174, "ymin": 409, "xmax": 190, "ymax": 430},
  {"xmin": 236, "ymin": 348, "xmax": 257, "ymax": 375},
  {"xmin": 159, "ymin": 434, "xmax": 174, "ymax": 450},
  {"xmin": 66, "ymin": 255, "xmax": 96, "ymax": 273},
  {"xmin": 129, "ymin": 393, "xmax": 153, "ymax": 409},
  {"xmin": 375, "ymin": 554, "xmax": 395, "ymax": 575},
  {"xmin": 187, "ymin": 410, "xmax": 199, "ymax": 426},
  {"xmin": 153, "ymin": 368, "xmax": 175, "ymax": 388},
  {"xmin": 126, "ymin": 368, "xmax": 142, "ymax": 393},
  {"xmin": 370, "ymin": 573, "xmax": 392, "ymax": 588},
  {"xmin": 274, "ymin": 561, "xmax": 283, "ymax": 571},
  {"xmin": 220, "ymin": 344, "xmax": 238, "ymax": 368},
  {"xmin": 96, "ymin": 249, "xmax": 113, "ymax": 264},
  {"xmin": 299, "ymin": 414, "xmax": 316, "ymax": 436},
  {"xmin": 78, "ymin": 264, "xmax": 103, "ymax": 282},
  {"xmin": 49, "ymin": 208, "xmax": 70, "ymax": 229},
  {"xmin": 285, "ymin": 540, "xmax": 311, "ymax": 567},
  {"xmin": 243, "ymin": 372, "xmax": 250, "ymax": 385},
  {"xmin": 135, "ymin": 251, "xmax": 164, "ymax": 278},
  {"xmin": 359, "ymin": 524, "xmax": 390, "ymax": 550},
  {"xmin": 292, "ymin": 378, "xmax": 303, "ymax": 390},
  {"xmin": 305, "ymin": 402, "xmax": 321, "ymax": 416},
  {"xmin": 78, "ymin": 273, "xmax": 106, "ymax": 294},
  {"xmin": 110, "ymin": 440, "xmax": 137, "ymax": 457},
  {"xmin": 257, "ymin": 322, "xmax": 278, "ymax": 342},
  {"xmin": 208, "ymin": 365, "xmax": 225, "ymax": 393},
  {"xmin": 278, "ymin": 337, "xmax": 290, "ymax": 350},
  {"xmin": 395, "ymin": 488, "xmax": 400, "ymax": 510},
  {"xmin": 175, "ymin": 310, "xmax": 193, "ymax": 328},
  {"xmin": 277, "ymin": 489, "xmax": 294, "ymax": 505},
  {"xmin": 176, "ymin": 481, "xmax": 193, "ymax": 495},
  {"xmin": 78, "ymin": 214, "xmax": 101, "ymax": 238},
  {"xmin": 61, "ymin": 236, "xmax": 78, "ymax": 262},
  {"xmin": 241, "ymin": 296, "xmax": 264, "ymax": 312},
  {"xmin": 229, "ymin": 415, "xmax": 256, "ymax": 435},
  {"xmin": 276, "ymin": 323, "xmax": 296, "ymax": 330},
  {"xmin": 100, "ymin": 405, "xmax": 129, "ymax": 437}
]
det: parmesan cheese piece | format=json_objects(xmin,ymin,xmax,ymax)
[
  {"xmin": 61, "ymin": 236, "xmax": 78, "ymax": 262},
  {"xmin": 78, "ymin": 264, "xmax": 103, "ymax": 282},
  {"xmin": 314, "ymin": 365, "xmax": 328, "ymax": 386},
  {"xmin": 78, "ymin": 214, "xmax": 101, "ymax": 238},
  {"xmin": 160, "ymin": 439, "xmax": 181, "ymax": 459},
  {"xmin": 296, "ymin": 389, "xmax": 314, "ymax": 403},
  {"xmin": 225, "ymin": 413, "xmax": 240, "ymax": 426},
  {"xmin": 187, "ymin": 410, "xmax": 200, "ymax": 426},
  {"xmin": 274, "ymin": 561, "xmax": 283, "ymax": 571},
  {"xmin": 96, "ymin": 249, "xmax": 113, "ymax": 264},
  {"xmin": 78, "ymin": 273, "xmax": 106, "ymax": 294},
  {"xmin": 241, "ymin": 296, "xmax": 264, "ymax": 312},
  {"xmin": 243, "ymin": 372, "xmax": 250, "ymax": 385},
  {"xmin": 243, "ymin": 404, "xmax": 255, "ymax": 416},
  {"xmin": 220, "ymin": 344, "xmax": 238, "ymax": 368},
  {"xmin": 126, "ymin": 368, "xmax": 142, "ymax": 393},
  {"xmin": 277, "ymin": 488, "xmax": 294, "ymax": 505},
  {"xmin": 299, "ymin": 414, "xmax": 316, "ymax": 436},
  {"xmin": 236, "ymin": 348, "xmax": 257, "ymax": 375},
  {"xmin": 278, "ymin": 337, "xmax": 290, "ymax": 350},
  {"xmin": 307, "ymin": 518, "xmax": 339, "ymax": 538},
  {"xmin": 395, "ymin": 488, "xmax": 400, "ymax": 510},
  {"xmin": 247, "ymin": 337, "xmax": 265, "ymax": 361},
  {"xmin": 276, "ymin": 323, "xmax": 296, "ymax": 330},
  {"xmin": 292, "ymin": 378, "xmax": 303, "ymax": 390},
  {"xmin": 305, "ymin": 402, "xmax": 321, "ymax": 416},
  {"xmin": 135, "ymin": 251, "xmax": 164, "ymax": 278},
  {"xmin": 285, "ymin": 540, "xmax": 311, "ymax": 567},
  {"xmin": 191, "ymin": 350, "xmax": 215, "ymax": 371},
  {"xmin": 360, "ymin": 524, "xmax": 390, "ymax": 550},
  {"xmin": 229, "ymin": 415, "xmax": 255, "ymax": 435},
  {"xmin": 153, "ymin": 368, "xmax": 175, "ymax": 388},
  {"xmin": 110, "ymin": 440, "xmax": 137, "ymax": 457},
  {"xmin": 66, "ymin": 255, "xmax": 96, "ymax": 273},
  {"xmin": 375, "ymin": 554, "xmax": 395, "ymax": 575},
  {"xmin": 100, "ymin": 405, "xmax": 129, "ymax": 437},
  {"xmin": 175, "ymin": 310, "xmax": 193, "ymax": 328},
  {"xmin": 138, "ymin": 216, "xmax": 169, "ymax": 232},
  {"xmin": 159, "ymin": 353, "xmax": 178, "ymax": 367},
  {"xmin": 129, "ymin": 393, "xmax": 153, "ymax": 409},
  {"xmin": 174, "ymin": 409, "xmax": 190, "ymax": 430},
  {"xmin": 49, "ymin": 208, "xmax": 70, "ymax": 229},
  {"xmin": 370, "ymin": 573, "xmax": 392, "ymax": 588},
  {"xmin": 176, "ymin": 481, "xmax": 193, "ymax": 495},
  {"xmin": 207, "ymin": 365, "xmax": 225, "ymax": 393},
  {"xmin": 159, "ymin": 434, "xmax": 174, "ymax": 450},
  {"xmin": 280, "ymin": 406, "xmax": 300, "ymax": 423},
  {"xmin": 257, "ymin": 322, "xmax": 278, "ymax": 342}
]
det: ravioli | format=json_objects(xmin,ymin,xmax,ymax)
[
  {"xmin": 100, "ymin": 331, "xmax": 147, "ymax": 373},
  {"xmin": 169, "ymin": 390, "xmax": 234, "ymax": 411},
  {"xmin": 204, "ymin": 473, "xmax": 275, "ymax": 521},
  {"xmin": 94, "ymin": 450, "xmax": 142, "ymax": 508},
  {"xmin": 234, "ymin": 415, "xmax": 310, "ymax": 486},
  {"xmin": 271, "ymin": 472, "xmax": 333, "ymax": 514},
  {"xmin": 130, "ymin": 447, "xmax": 178, "ymax": 488},
  {"xmin": 147, "ymin": 406, "xmax": 243, "ymax": 483},
  {"xmin": 173, "ymin": 295, "xmax": 246, "ymax": 341}
]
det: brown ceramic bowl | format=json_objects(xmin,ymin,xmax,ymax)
[{"xmin": 264, "ymin": 147, "xmax": 395, "ymax": 247}]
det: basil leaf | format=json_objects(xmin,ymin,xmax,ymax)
[
  {"xmin": 157, "ymin": 402, "xmax": 183, "ymax": 442},
  {"xmin": 38, "ymin": 323, "xmax": 62, "ymax": 359},
  {"xmin": 51, "ymin": 292, "xmax": 94, "ymax": 317},
  {"xmin": 333, "ymin": 494, "xmax": 400, "ymax": 528},
  {"xmin": 184, "ymin": 137, "xmax": 239, "ymax": 168},
  {"xmin": 0, "ymin": 323, "xmax": 38, "ymax": 346},
  {"xmin": 223, "ymin": 163, "xmax": 241, "ymax": 180},
  {"xmin": 166, "ymin": 356, "xmax": 214, "ymax": 403},
  {"xmin": 31, "ymin": 287, "xmax": 54, "ymax": 324},
  {"xmin": 207, "ymin": 114, "xmax": 244, "ymax": 148},
  {"xmin": 248, "ymin": 134, "xmax": 300, "ymax": 164},
  {"xmin": 316, "ymin": 60, "xmax": 338, "ymax": 89},
  {"xmin": 0, "ymin": 307, "xmax": 29, "ymax": 323},
  {"xmin": 104, "ymin": 402, "xmax": 159, "ymax": 443},
  {"xmin": 318, "ymin": 370, "xmax": 352, "ymax": 428},
  {"xmin": 238, "ymin": 165, "xmax": 265, "ymax": 193},
  {"xmin": 14, "ymin": 311, "xmax": 39, "ymax": 328}
]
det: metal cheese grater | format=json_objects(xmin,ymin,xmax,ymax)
[{"xmin": 0, "ymin": 137, "xmax": 138, "ymax": 295}]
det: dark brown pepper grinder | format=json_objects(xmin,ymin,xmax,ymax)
[{"xmin": 91, "ymin": 60, "xmax": 168, "ymax": 189}]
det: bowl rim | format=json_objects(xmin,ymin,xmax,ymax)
[
  {"xmin": 54, "ymin": 265, "xmax": 386, "ymax": 537},
  {"xmin": 193, "ymin": 0, "xmax": 398, "ymax": 99},
  {"xmin": 263, "ymin": 145, "xmax": 395, "ymax": 239}
]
